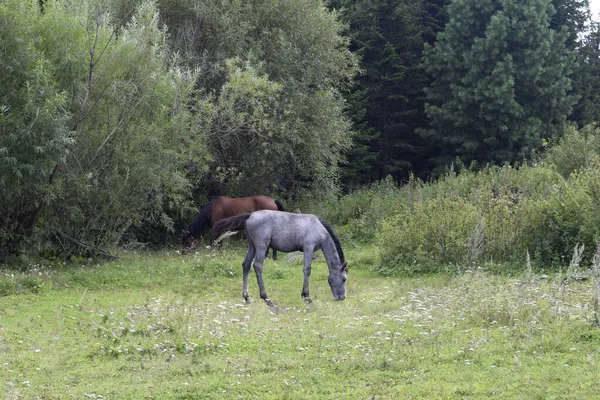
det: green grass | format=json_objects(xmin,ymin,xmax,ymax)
[{"xmin": 1, "ymin": 244, "xmax": 599, "ymax": 399}]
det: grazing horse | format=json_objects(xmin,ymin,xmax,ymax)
[
  {"xmin": 212, "ymin": 210, "xmax": 348, "ymax": 305},
  {"xmin": 182, "ymin": 195, "xmax": 285, "ymax": 256}
]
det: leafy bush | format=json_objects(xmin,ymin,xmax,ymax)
[
  {"xmin": 0, "ymin": 0, "xmax": 205, "ymax": 258},
  {"xmin": 379, "ymin": 197, "xmax": 479, "ymax": 275},
  {"xmin": 0, "ymin": 276, "xmax": 16, "ymax": 296},
  {"xmin": 319, "ymin": 176, "xmax": 401, "ymax": 243},
  {"xmin": 525, "ymin": 158, "xmax": 600, "ymax": 266},
  {"xmin": 541, "ymin": 124, "xmax": 600, "ymax": 178},
  {"xmin": 370, "ymin": 163, "xmax": 579, "ymax": 275}
]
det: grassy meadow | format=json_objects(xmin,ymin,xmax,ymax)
[{"xmin": 2, "ymin": 242, "xmax": 600, "ymax": 399}]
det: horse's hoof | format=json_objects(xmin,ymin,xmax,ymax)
[
  {"xmin": 304, "ymin": 297, "xmax": 313, "ymax": 304},
  {"xmin": 264, "ymin": 298, "xmax": 276, "ymax": 307}
]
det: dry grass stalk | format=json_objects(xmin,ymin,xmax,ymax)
[
  {"xmin": 591, "ymin": 241, "xmax": 600, "ymax": 326},
  {"xmin": 467, "ymin": 216, "xmax": 486, "ymax": 267},
  {"xmin": 566, "ymin": 243, "xmax": 585, "ymax": 282},
  {"xmin": 525, "ymin": 249, "xmax": 533, "ymax": 276}
]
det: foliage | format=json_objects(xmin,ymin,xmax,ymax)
[
  {"xmin": 128, "ymin": 0, "xmax": 360, "ymax": 200},
  {"xmin": 423, "ymin": 0, "xmax": 576, "ymax": 172},
  {"xmin": 541, "ymin": 123, "xmax": 600, "ymax": 177},
  {"xmin": 319, "ymin": 176, "xmax": 401, "ymax": 243},
  {"xmin": 330, "ymin": 0, "xmax": 451, "ymax": 185},
  {"xmin": 571, "ymin": 21, "xmax": 600, "ymax": 126},
  {"xmin": 550, "ymin": 0, "xmax": 600, "ymax": 127},
  {"xmin": 316, "ymin": 120, "xmax": 600, "ymax": 275},
  {"xmin": 0, "ymin": 0, "xmax": 76, "ymax": 255},
  {"xmin": 379, "ymin": 196, "xmax": 480, "ymax": 274},
  {"xmin": 526, "ymin": 157, "xmax": 600, "ymax": 265},
  {"xmin": 1, "ymin": 0, "xmax": 359, "ymax": 259},
  {"xmin": 55, "ymin": 0, "xmax": 205, "ymax": 252},
  {"xmin": 324, "ymin": 162, "xmax": 590, "ymax": 274},
  {"xmin": 0, "ymin": 0, "xmax": 206, "ymax": 257}
]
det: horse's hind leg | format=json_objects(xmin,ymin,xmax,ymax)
[
  {"xmin": 242, "ymin": 241, "xmax": 256, "ymax": 302},
  {"xmin": 252, "ymin": 246, "xmax": 273, "ymax": 306}
]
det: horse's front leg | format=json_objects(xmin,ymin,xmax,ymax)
[
  {"xmin": 301, "ymin": 248, "xmax": 314, "ymax": 302},
  {"xmin": 208, "ymin": 228, "xmax": 215, "ymax": 249},
  {"xmin": 264, "ymin": 247, "xmax": 278, "ymax": 261}
]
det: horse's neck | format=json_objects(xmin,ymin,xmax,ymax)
[
  {"xmin": 321, "ymin": 236, "xmax": 341, "ymax": 271},
  {"xmin": 190, "ymin": 213, "xmax": 209, "ymax": 237}
]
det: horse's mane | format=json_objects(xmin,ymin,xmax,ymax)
[
  {"xmin": 188, "ymin": 199, "xmax": 215, "ymax": 238},
  {"xmin": 274, "ymin": 199, "xmax": 285, "ymax": 211},
  {"xmin": 319, "ymin": 219, "xmax": 345, "ymax": 265}
]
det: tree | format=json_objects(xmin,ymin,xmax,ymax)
[
  {"xmin": 422, "ymin": 0, "xmax": 576, "ymax": 171},
  {"xmin": 0, "ymin": 0, "xmax": 77, "ymax": 256},
  {"xmin": 550, "ymin": 0, "xmax": 589, "ymax": 48},
  {"xmin": 112, "ymin": 0, "xmax": 359, "ymax": 201},
  {"xmin": 573, "ymin": 21, "xmax": 600, "ymax": 125},
  {"xmin": 329, "ymin": 0, "xmax": 450, "ymax": 186},
  {"xmin": 1, "ymin": 0, "xmax": 205, "ymax": 258}
]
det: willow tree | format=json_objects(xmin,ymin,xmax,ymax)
[
  {"xmin": 1, "ymin": 0, "xmax": 205, "ymax": 257},
  {"xmin": 112, "ymin": 0, "xmax": 359, "ymax": 201}
]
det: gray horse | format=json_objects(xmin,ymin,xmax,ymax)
[{"xmin": 212, "ymin": 210, "xmax": 348, "ymax": 305}]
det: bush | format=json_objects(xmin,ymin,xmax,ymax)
[
  {"xmin": 379, "ymin": 197, "xmax": 479, "ymax": 275},
  {"xmin": 319, "ymin": 176, "xmax": 401, "ymax": 243},
  {"xmin": 375, "ymin": 164, "xmax": 570, "ymax": 274},
  {"xmin": 525, "ymin": 158, "xmax": 600, "ymax": 266},
  {"xmin": 542, "ymin": 124, "xmax": 600, "ymax": 178},
  {"xmin": 0, "ymin": 276, "xmax": 16, "ymax": 296}
]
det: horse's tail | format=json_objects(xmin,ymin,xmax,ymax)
[
  {"xmin": 274, "ymin": 199, "xmax": 285, "ymax": 211},
  {"xmin": 211, "ymin": 213, "xmax": 251, "ymax": 238}
]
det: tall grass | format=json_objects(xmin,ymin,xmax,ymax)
[{"xmin": 322, "ymin": 124, "xmax": 600, "ymax": 275}]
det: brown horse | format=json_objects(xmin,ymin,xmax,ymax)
[{"xmin": 182, "ymin": 195, "xmax": 285, "ymax": 257}]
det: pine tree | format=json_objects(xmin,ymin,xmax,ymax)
[
  {"xmin": 573, "ymin": 21, "xmax": 600, "ymax": 125},
  {"xmin": 331, "ymin": 0, "xmax": 450, "ymax": 185},
  {"xmin": 423, "ymin": 0, "xmax": 576, "ymax": 170}
]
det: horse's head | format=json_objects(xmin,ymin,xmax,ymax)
[
  {"xmin": 181, "ymin": 230, "xmax": 197, "ymax": 255},
  {"xmin": 328, "ymin": 262, "xmax": 348, "ymax": 301}
]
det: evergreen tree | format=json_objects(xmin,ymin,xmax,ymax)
[
  {"xmin": 550, "ymin": 0, "xmax": 589, "ymax": 49},
  {"xmin": 573, "ymin": 21, "xmax": 600, "ymax": 125},
  {"xmin": 423, "ymin": 0, "xmax": 576, "ymax": 170},
  {"xmin": 331, "ymin": 0, "xmax": 450, "ymax": 185}
]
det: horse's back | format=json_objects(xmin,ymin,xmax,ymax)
[
  {"xmin": 246, "ymin": 210, "xmax": 326, "ymax": 252},
  {"xmin": 212, "ymin": 195, "xmax": 278, "ymax": 221},
  {"xmin": 252, "ymin": 195, "xmax": 278, "ymax": 211}
]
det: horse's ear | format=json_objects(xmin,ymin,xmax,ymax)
[{"xmin": 341, "ymin": 262, "xmax": 348, "ymax": 272}]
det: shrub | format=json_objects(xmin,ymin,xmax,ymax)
[
  {"xmin": 320, "ymin": 176, "xmax": 401, "ymax": 243},
  {"xmin": 0, "ymin": 276, "xmax": 16, "ymax": 296},
  {"xmin": 542, "ymin": 124, "xmax": 600, "ymax": 178},
  {"xmin": 376, "ymin": 164, "xmax": 568, "ymax": 274},
  {"xmin": 378, "ymin": 197, "xmax": 479, "ymax": 275},
  {"xmin": 525, "ymin": 158, "xmax": 600, "ymax": 266}
]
